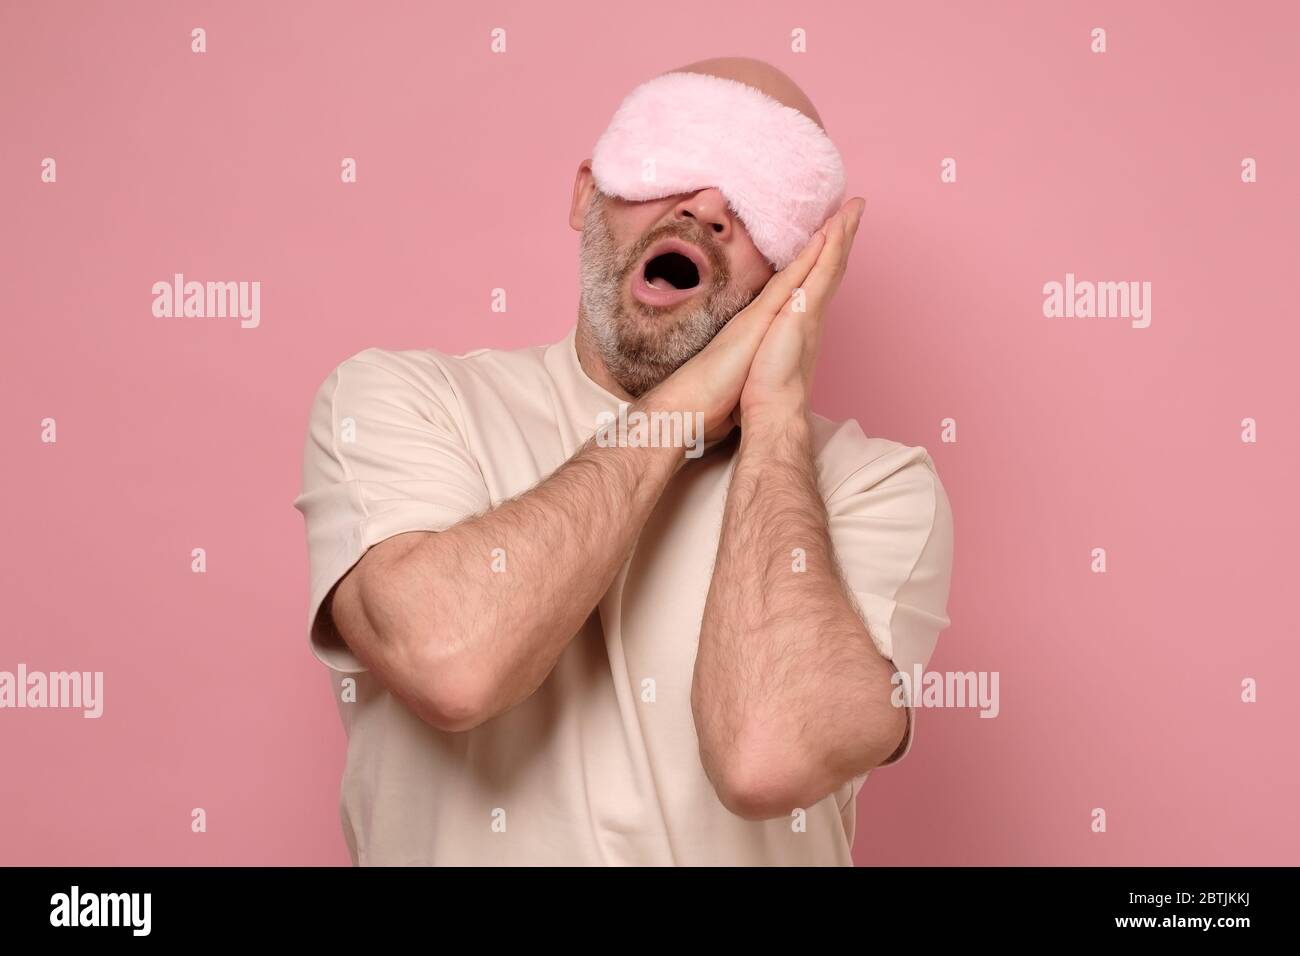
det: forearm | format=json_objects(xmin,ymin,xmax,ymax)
[
  {"xmin": 337, "ymin": 411, "xmax": 680, "ymax": 730},
  {"xmin": 693, "ymin": 411, "xmax": 905, "ymax": 817}
]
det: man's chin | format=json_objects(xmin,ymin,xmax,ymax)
[{"xmin": 603, "ymin": 333, "xmax": 697, "ymax": 397}]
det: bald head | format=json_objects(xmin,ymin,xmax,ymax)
[{"xmin": 668, "ymin": 56, "xmax": 825, "ymax": 130}]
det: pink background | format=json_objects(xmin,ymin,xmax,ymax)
[{"xmin": 2, "ymin": 1, "xmax": 1297, "ymax": 865}]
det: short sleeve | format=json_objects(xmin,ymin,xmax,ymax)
[
  {"xmin": 291, "ymin": 351, "xmax": 492, "ymax": 672},
  {"xmin": 825, "ymin": 441, "xmax": 954, "ymax": 773}
]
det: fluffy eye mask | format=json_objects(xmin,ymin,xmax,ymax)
[{"xmin": 590, "ymin": 71, "xmax": 847, "ymax": 271}]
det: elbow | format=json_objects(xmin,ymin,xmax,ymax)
[
  {"xmin": 416, "ymin": 680, "xmax": 495, "ymax": 733},
  {"xmin": 346, "ymin": 552, "xmax": 506, "ymax": 733},
  {"xmin": 708, "ymin": 734, "xmax": 816, "ymax": 822},
  {"xmin": 413, "ymin": 654, "xmax": 503, "ymax": 733},
  {"xmin": 387, "ymin": 637, "xmax": 502, "ymax": 733},
  {"xmin": 377, "ymin": 601, "xmax": 501, "ymax": 734},
  {"xmin": 708, "ymin": 718, "xmax": 903, "ymax": 820},
  {"xmin": 715, "ymin": 778, "xmax": 799, "ymax": 822}
]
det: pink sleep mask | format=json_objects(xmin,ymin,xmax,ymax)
[{"xmin": 590, "ymin": 71, "xmax": 846, "ymax": 271}]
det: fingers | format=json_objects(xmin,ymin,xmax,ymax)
[
  {"xmin": 706, "ymin": 198, "xmax": 863, "ymax": 353},
  {"xmin": 743, "ymin": 227, "xmax": 828, "ymax": 318},
  {"xmin": 842, "ymin": 200, "xmax": 863, "ymax": 238},
  {"xmin": 795, "ymin": 198, "xmax": 864, "ymax": 307},
  {"xmin": 705, "ymin": 230, "xmax": 825, "ymax": 355}
]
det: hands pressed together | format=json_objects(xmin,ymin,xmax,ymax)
[
  {"xmin": 643, "ymin": 197, "xmax": 866, "ymax": 444},
  {"xmin": 326, "ymin": 195, "xmax": 900, "ymax": 801}
]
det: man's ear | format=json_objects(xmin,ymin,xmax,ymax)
[{"xmin": 569, "ymin": 160, "xmax": 596, "ymax": 231}]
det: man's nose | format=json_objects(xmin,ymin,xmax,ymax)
[{"xmin": 672, "ymin": 188, "xmax": 734, "ymax": 241}]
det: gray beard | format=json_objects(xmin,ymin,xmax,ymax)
[{"xmin": 578, "ymin": 191, "xmax": 757, "ymax": 397}]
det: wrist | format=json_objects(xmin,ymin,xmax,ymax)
[
  {"xmin": 739, "ymin": 402, "xmax": 812, "ymax": 455},
  {"xmin": 740, "ymin": 393, "xmax": 810, "ymax": 437},
  {"xmin": 600, "ymin": 396, "xmax": 707, "ymax": 473}
]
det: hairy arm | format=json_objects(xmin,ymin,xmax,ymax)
[
  {"xmin": 329, "ymin": 429, "xmax": 679, "ymax": 732},
  {"xmin": 690, "ymin": 198, "xmax": 909, "ymax": 819},
  {"xmin": 692, "ymin": 411, "xmax": 906, "ymax": 819},
  {"xmin": 322, "ymin": 227, "xmax": 831, "ymax": 735}
]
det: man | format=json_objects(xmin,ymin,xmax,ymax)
[{"xmin": 293, "ymin": 57, "xmax": 953, "ymax": 866}]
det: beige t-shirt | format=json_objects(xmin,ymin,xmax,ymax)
[{"xmin": 293, "ymin": 327, "xmax": 953, "ymax": 866}]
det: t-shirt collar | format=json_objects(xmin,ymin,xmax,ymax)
[{"xmin": 545, "ymin": 325, "xmax": 623, "ymax": 432}]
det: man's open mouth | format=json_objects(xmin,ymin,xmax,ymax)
[
  {"xmin": 644, "ymin": 250, "xmax": 700, "ymax": 291},
  {"xmin": 631, "ymin": 238, "xmax": 710, "ymax": 309}
]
